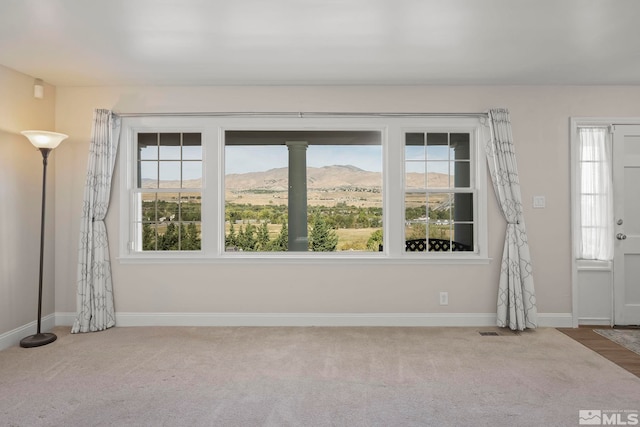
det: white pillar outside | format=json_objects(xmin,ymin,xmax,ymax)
[{"xmin": 286, "ymin": 141, "xmax": 309, "ymax": 251}]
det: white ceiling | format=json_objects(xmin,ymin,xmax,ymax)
[{"xmin": 1, "ymin": 0, "xmax": 640, "ymax": 87}]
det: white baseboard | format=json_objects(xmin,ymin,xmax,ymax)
[
  {"xmin": 0, "ymin": 314, "xmax": 56, "ymax": 351},
  {"xmin": 578, "ymin": 317, "xmax": 613, "ymax": 326},
  {"xmin": 55, "ymin": 312, "xmax": 77, "ymax": 327},
  {"xmin": 1, "ymin": 312, "xmax": 575, "ymax": 350},
  {"xmin": 54, "ymin": 311, "xmax": 574, "ymax": 328},
  {"xmin": 537, "ymin": 313, "xmax": 574, "ymax": 328},
  {"xmin": 113, "ymin": 312, "xmax": 500, "ymax": 327}
]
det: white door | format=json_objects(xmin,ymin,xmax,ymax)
[{"xmin": 613, "ymin": 125, "xmax": 640, "ymax": 325}]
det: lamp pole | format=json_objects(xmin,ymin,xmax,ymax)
[{"xmin": 20, "ymin": 131, "xmax": 67, "ymax": 348}]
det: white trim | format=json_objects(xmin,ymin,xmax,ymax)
[
  {"xmin": 53, "ymin": 311, "xmax": 572, "ymax": 328},
  {"xmin": 1, "ymin": 312, "xmax": 574, "ymax": 350},
  {"xmin": 0, "ymin": 314, "xmax": 56, "ymax": 351},
  {"xmin": 536, "ymin": 313, "xmax": 574, "ymax": 328},
  {"xmin": 576, "ymin": 260, "xmax": 613, "ymax": 271},
  {"xmin": 55, "ymin": 312, "xmax": 77, "ymax": 327},
  {"xmin": 578, "ymin": 317, "xmax": 613, "ymax": 326},
  {"xmin": 117, "ymin": 255, "xmax": 492, "ymax": 265},
  {"xmin": 569, "ymin": 117, "xmax": 635, "ymax": 328},
  {"xmin": 112, "ymin": 312, "xmax": 498, "ymax": 327}
]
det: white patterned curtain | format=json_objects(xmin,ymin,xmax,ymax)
[
  {"xmin": 486, "ymin": 109, "xmax": 537, "ymax": 330},
  {"xmin": 576, "ymin": 127, "xmax": 613, "ymax": 261},
  {"xmin": 71, "ymin": 109, "xmax": 121, "ymax": 333}
]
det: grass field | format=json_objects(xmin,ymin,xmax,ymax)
[{"xmin": 225, "ymin": 222, "xmax": 381, "ymax": 251}]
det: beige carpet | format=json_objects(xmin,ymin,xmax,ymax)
[{"xmin": 1, "ymin": 326, "xmax": 639, "ymax": 427}]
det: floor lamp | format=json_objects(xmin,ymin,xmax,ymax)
[{"xmin": 20, "ymin": 130, "xmax": 68, "ymax": 348}]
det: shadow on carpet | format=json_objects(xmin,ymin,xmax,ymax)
[{"xmin": 594, "ymin": 329, "xmax": 640, "ymax": 356}]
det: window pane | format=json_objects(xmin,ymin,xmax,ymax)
[
  {"xmin": 183, "ymin": 133, "xmax": 202, "ymax": 160},
  {"xmin": 581, "ymin": 194, "xmax": 604, "ymax": 226},
  {"xmin": 141, "ymin": 222, "xmax": 158, "ymax": 251},
  {"xmin": 451, "ymin": 223, "xmax": 474, "ymax": 251},
  {"xmin": 155, "ymin": 222, "xmax": 180, "ymax": 251},
  {"xmin": 180, "ymin": 193, "xmax": 201, "ymax": 221},
  {"xmin": 140, "ymin": 192, "xmax": 157, "ymax": 221},
  {"xmin": 140, "ymin": 162, "xmax": 158, "ymax": 188},
  {"xmin": 159, "ymin": 162, "xmax": 181, "ymax": 188},
  {"xmin": 428, "ymin": 219, "xmax": 451, "ymax": 243},
  {"xmin": 183, "ymin": 161, "xmax": 202, "ymax": 183},
  {"xmin": 426, "ymin": 161, "xmax": 450, "ymax": 187},
  {"xmin": 180, "ymin": 222, "xmax": 202, "ymax": 250},
  {"xmin": 405, "ymin": 133, "xmax": 425, "ymax": 160},
  {"xmin": 450, "ymin": 133, "xmax": 470, "ymax": 160},
  {"xmin": 426, "ymin": 133, "xmax": 449, "ymax": 160},
  {"xmin": 581, "ymin": 162, "xmax": 605, "ymax": 194},
  {"xmin": 406, "ymin": 161, "xmax": 426, "ymax": 190},
  {"xmin": 159, "ymin": 133, "xmax": 181, "ymax": 160},
  {"xmin": 157, "ymin": 193, "xmax": 179, "ymax": 221},
  {"xmin": 453, "ymin": 193, "xmax": 474, "ymax": 222},
  {"xmin": 225, "ymin": 133, "xmax": 382, "ymax": 253},
  {"xmin": 429, "ymin": 192, "xmax": 451, "ymax": 222},
  {"xmin": 182, "ymin": 133, "xmax": 201, "ymax": 145},
  {"xmin": 452, "ymin": 161, "xmax": 471, "ymax": 187},
  {"xmin": 405, "ymin": 193, "xmax": 427, "ymax": 241},
  {"xmin": 138, "ymin": 133, "xmax": 158, "ymax": 160},
  {"xmin": 183, "ymin": 146, "xmax": 202, "ymax": 161}
]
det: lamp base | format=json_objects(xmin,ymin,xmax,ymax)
[{"xmin": 20, "ymin": 332, "xmax": 57, "ymax": 348}]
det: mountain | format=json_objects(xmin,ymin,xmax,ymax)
[
  {"xmin": 143, "ymin": 165, "xmax": 450, "ymax": 190},
  {"xmin": 226, "ymin": 165, "xmax": 450, "ymax": 191},
  {"xmin": 225, "ymin": 165, "xmax": 383, "ymax": 191}
]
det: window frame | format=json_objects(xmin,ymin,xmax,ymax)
[
  {"xmin": 133, "ymin": 131, "xmax": 204, "ymax": 252},
  {"xmin": 401, "ymin": 127, "xmax": 479, "ymax": 258},
  {"xmin": 119, "ymin": 115, "xmax": 489, "ymax": 264}
]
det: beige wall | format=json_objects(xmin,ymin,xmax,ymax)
[
  {"xmin": 0, "ymin": 65, "xmax": 57, "ymax": 335},
  {"xmin": 53, "ymin": 85, "xmax": 640, "ymax": 319}
]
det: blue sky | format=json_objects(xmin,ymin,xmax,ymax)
[{"xmin": 225, "ymin": 145, "xmax": 383, "ymax": 174}]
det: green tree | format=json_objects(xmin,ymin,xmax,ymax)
[
  {"xmin": 309, "ymin": 214, "xmax": 338, "ymax": 252},
  {"xmin": 142, "ymin": 223, "xmax": 156, "ymax": 250},
  {"xmin": 271, "ymin": 221, "xmax": 288, "ymax": 251},
  {"xmin": 367, "ymin": 229, "xmax": 384, "ymax": 251},
  {"xmin": 256, "ymin": 222, "xmax": 271, "ymax": 251},
  {"xmin": 237, "ymin": 224, "xmax": 257, "ymax": 251},
  {"xmin": 226, "ymin": 223, "xmax": 237, "ymax": 248},
  {"xmin": 159, "ymin": 222, "xmax": 179, "ymax": 250},
  {"xmin": 407, "ymin": 223, "xmax": 427, "ymax": 240},
  {"xmin": 183, "ymin": 222, "xmax": 201, "ymax": 250}
]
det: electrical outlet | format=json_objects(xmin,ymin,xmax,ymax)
[{"xmin": 439, "ymin": 292, "xmax": 449, "ymax": 306}]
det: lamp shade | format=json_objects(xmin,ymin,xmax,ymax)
[{"xmin": 21, "ymin": 130, "xmax": 68, "ymax": 149}]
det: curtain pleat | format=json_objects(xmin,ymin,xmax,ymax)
[
  {"xmin": 71, "ymin": 109, "xmax": 121, "ymax": 333},
  {"xmin": 486, "ymin": 109, "xmax": 538, "ymax": 330}
]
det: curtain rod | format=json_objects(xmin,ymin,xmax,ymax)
[{"xmin": 115, "ymin": 111, "xmax": 489, "ymax": 118}]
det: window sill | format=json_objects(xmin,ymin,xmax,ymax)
[{"xmin": 118, "ymin": 253, "xmax": 492, "ymax": 265}]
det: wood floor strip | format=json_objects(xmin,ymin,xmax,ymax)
[{"xmin": 557, "ymin": 327, "xmax": 640, "ymax": 378}]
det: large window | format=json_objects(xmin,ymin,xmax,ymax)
[
  {"xmin": 224, "ymin": 131, "xmax": 382, "ymax": 252},
  {"xmin": 120, "ymin": 116, "xmax": 487, "ymax": 262}
]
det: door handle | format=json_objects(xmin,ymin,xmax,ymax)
[{"xmin": 617, "ymin": 233, "xmax": 627, "ymax": 240}]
